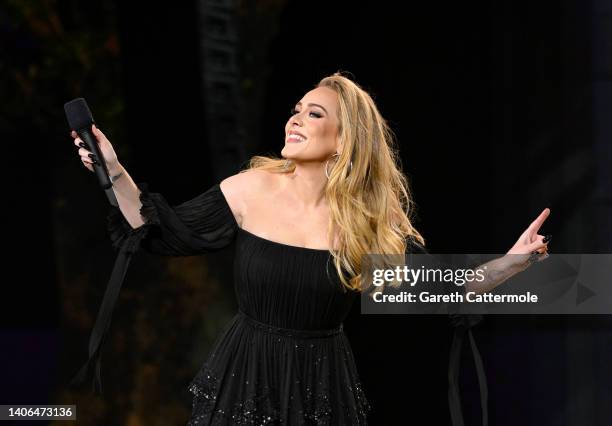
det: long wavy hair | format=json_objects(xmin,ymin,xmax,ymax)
[{"xmin": 244, "ymin": 71, "xmax": 424, "ymax": 292}]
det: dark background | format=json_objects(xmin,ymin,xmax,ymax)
[{"xmin": 2, "ymin": 0, "xmax": 611, "ymax": 424}]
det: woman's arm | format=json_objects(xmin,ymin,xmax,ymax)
[
  {"xmin": 109, "ymin": 162, "xmax": 147, "ymax": 229},
  {"xmin": 464, "ymin": 253, "xmax": 532, "ymax": 294},
  {"xmin": 73, "ymin": 125, "xmax": 145, "ymax": 229},
  {"xmin": 464, "ymin": 208, "xmax": 551, "ymax": 294}
]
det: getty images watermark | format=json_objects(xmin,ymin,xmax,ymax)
[
  {"xmin": 360, "ymin": 253, "xmax": 612, "ymax": 315},
  {"xmin": 371, "ymin": 264, "xmax": 538, "ymax": 304}
]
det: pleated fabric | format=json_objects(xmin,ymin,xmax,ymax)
[{"xmin": 75, "ymin": 182, "xmax": 371, "ymax": 425}]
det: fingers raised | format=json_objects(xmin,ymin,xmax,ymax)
[{"xmin": 527, "ymin": 208, "xmax": 550, "ymax": 237}]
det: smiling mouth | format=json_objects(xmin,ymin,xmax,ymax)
[{"xmin": 286, "ymin": 135, "xmax": 307, "ymax": 143}]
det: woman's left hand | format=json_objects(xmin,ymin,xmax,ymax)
[
  {"xmin": 464, "ymin": 208, "xmax": 551, "ymax": 294},
  {"xmin": 507, "ymin": 208, "xmax": 551, "ymax": 256}
]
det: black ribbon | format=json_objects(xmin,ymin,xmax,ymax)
[
  {"xmin": 70, "ymin": 224, "xmax": 149, "ymax": 394},
  {"xmin": 448, "ymin": 314, "xmax": 488, "ymax": 426}
]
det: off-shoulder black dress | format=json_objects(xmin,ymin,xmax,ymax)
[{"xmin": 73, "ymin": 183, "xmax": 371, "ymax": 425}]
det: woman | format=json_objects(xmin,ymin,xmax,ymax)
[{"xmin": 71, "ymin": 72, "xmax": 550, "ymax": 424}]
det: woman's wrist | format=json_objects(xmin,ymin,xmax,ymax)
[
  {"xmin": 108, "ymin": 163, "xmax": 124, "ymax": 180},
  {"xmin": 503, "ymin": 253, "xmax": 532, "ymax": 273}
]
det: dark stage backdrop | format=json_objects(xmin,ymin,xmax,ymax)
[{"xmin": 2, "ymin": 0, "xmax": 611, "ymax": 425}]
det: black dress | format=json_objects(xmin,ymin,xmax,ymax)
[
  {"xmin": 74, "ymin": 182, "xmax": 371, "ymax": 425},
  {"xmin": 72, "ymin": 182, "xmax": 487, "ymax": 426}
]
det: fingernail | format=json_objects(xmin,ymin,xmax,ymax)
[
  {"xmin": 92, "ymin": 160, "xmax": 99, "ymax": 165},
  {"xmin": 543, "ymin": 234, "xmax": 552, "ymax": 243},
  {"xmin": 79, "ymin": 142, "xmax": 86, "ymax": 148}
]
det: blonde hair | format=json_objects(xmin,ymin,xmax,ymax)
[{"xmin": 244, "ymin": 71, "xmax": 424, "ymax": 291}]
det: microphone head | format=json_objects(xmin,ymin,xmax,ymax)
[{"xmin": 64, "ymin": 98, "xmax": 95, "ymax": 131}]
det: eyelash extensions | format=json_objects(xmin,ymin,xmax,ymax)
[{"xmin": 290, "ymin": 107, "xmax": 322, "ymax": 118}]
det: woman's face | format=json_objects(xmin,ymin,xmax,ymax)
[{"xmin": 281, "ymin": 86, "xmax": 340, "ymax": 162}]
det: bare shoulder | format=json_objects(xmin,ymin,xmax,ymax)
[{"xmin": 219, "ymin": 169, "xmax": 277, "ymax": 227}]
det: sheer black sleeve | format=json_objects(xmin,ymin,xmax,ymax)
[
  {"xmin": 107, "ymin": 182, "xmax": 238, "ymax": 256},
  {"xmin": 71, "ymin": 183, "xmax": 238, "ymax": 395}
]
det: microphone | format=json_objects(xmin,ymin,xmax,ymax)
[{"xmin": 64, "ymin": 98, "xmax": 118, "ymax": 206}]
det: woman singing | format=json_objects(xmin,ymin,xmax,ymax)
[{"xmin": 71, "ymin": 72, "xmax": 550, "ymax": 424}]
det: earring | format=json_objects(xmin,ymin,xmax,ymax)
[{"xmin": 325, "ymin": 153, "xmax": 352, "ymax": 179}]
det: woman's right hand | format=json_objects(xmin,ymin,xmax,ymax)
[{"xmin": 71, "ymin": 124, "xmax": 121, "ymax": 175}]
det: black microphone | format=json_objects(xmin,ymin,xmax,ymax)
[{"xmin": 64, "ymin": 98, "xmax": 118, "ymax": 206}]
